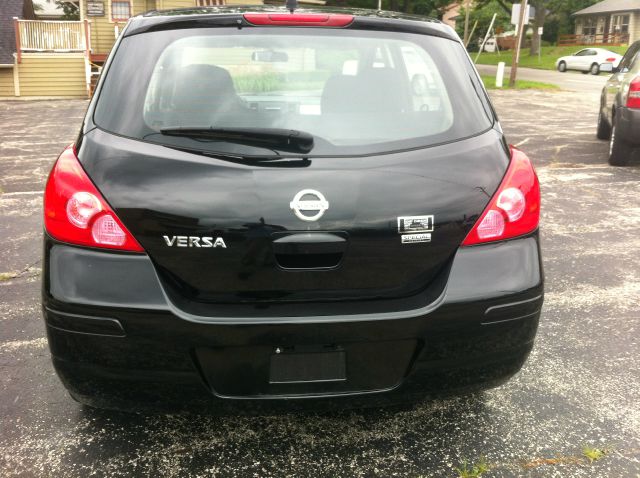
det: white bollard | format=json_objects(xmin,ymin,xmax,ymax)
[{"xmin": 496, "ymin": 62, "xmax": 505, "ymax": 88}]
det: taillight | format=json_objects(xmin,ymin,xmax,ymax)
[
  {"xmin": 243, "ymin": 13, "xmax": 353, "ymax": 27},
  {"xmin": 462, "ymin": 147, "xmax": 540, "ymax": 246},
  {"xmin": 44, "ymin": 145, "xmax": 144, "ymax": 252},
  {"xmin": 605, "ymin": 57, "xmax": 616, "ymax": 62},
  {"xmin": 627, "ymin": 76, "xmax": 640, "ymax": 109}
]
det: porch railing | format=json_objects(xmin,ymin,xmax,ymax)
[
  {"xmin": 558, "ymin": 33, "xmax": 630, "ymax": 47},
  {"xmin": 16, "ymin": 19, "xmax": 86, "ymax": 52}
]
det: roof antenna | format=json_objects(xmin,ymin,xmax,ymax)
[{"xmin": 286, "ymin": 0, "xmax": 297, "ymax": 13}]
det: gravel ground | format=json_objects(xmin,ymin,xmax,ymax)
[{"xmin": 0, "ymin": 89, "xmax": 639, "ymax": 477}]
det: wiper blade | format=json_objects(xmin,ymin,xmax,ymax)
[
  {"xmin": 160, "ymin": 126, "xmax": 314, "ymax": 154},
  {"xmin": 160, "ymin": 144, "xmax": 312, "ymax": 168}
]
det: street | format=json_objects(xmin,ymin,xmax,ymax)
[
  {"xmin": 476, "ymin": 64, "xmax": 609, "ymax": 92},
  {"xmin": 1, "ymin": 81, "xmax": 640, "ymax": 476}
]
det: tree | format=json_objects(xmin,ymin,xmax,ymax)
[
  {"xmin": 325, "ymin": 0, "xmax": 450, "ymax": 17},
  {"xmin": 456, "ymin": 1, "xmax": 511, "ymax": 50},
  {"xmin": 56, "ymin": 1, "xmax": 80, "ymax": 20},
  {"xmin": 476, "ymin": 0, "xmax": 602, "ymax": 54},
  {"xmin": 528, "ymin": 0, "xmax": 547, "ymax": 55}
]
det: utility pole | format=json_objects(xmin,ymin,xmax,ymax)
[
  {"xmin": 463, "ymin": 0, "xmax": 471, "ymax": 46},
  {"xmin": 509, "ymin": 0, "xmax": 528, "ymax": 88}
]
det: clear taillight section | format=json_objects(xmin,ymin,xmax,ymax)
[
  {"xmin": 462, "ymin": 147, "xmax": 540, "ymax": 246},
  {"xmin": 44, "ymin": 145, "xmax": 144, "ymax": 252},
  {"xmin": 627, "ymin": 76, "xmax": 640, "ymax": 109},
  {"xmin": 66, "ymin": 191, "xmax": 102, "ymax": 228}
]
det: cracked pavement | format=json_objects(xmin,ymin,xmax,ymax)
[{"xmin": 1, "ymin": 88, "xmax": 639, "ymax": 477}]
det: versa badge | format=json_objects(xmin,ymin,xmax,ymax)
[{"xmin": 163, "ymin": 235, "xmax": 227, "ymax": 248}]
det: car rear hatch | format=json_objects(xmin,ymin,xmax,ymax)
[{"xmin": 81, "ymin": 11, "xmax": 507, "ymax": 305}]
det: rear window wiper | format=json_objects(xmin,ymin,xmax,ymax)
[
  {"xmin": 158, "ymin": 144, "xmax": 312, "ymax": 168},
  {"xmin": 160, "ymin": 127, "xmax": 314, "ymax": 154}
]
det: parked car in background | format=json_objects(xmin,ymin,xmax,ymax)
[
  {"xmin": 597, "ymin": 40, "xmax": 640, "ymax": 166},
  {"xmin": 480, "ymin": 37, "xmax": 497, "ymax": 53},
  {"xmin": 556, "ymin": 48, "xmax": 622, "ymax": 75}
]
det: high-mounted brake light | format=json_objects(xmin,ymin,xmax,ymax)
[
  {"xmin": 243, "ymin": 13, "xmax": 353, "ymax": 27},
  {"xmin": 462, "ymin": 147, "xmax": 540, "ymax": 246},
  {"xmin": 44, "ymin": 145, "xmax": 144, "ymax": 252},
  {"xmin": 627, "ymin": 76, "xmax": 640, "ymax": 109}
]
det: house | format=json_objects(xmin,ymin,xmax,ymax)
[
  {"xmin": 1, "ymin": 0, "xmax": 263, "ymax": 99},
  {"xmin": 81, "ymin": 0, "xmax": 262, "ymax": 64},
  {"xmin": 441, "ymin": 2, "xmax": 460, "ymax": 30},
  {"xmin": 1, "ymin": 0, "xmax": 90, "ymax": 98},
  {"xmin": 572, "ymin": 0, "xmax": 640, "ymax": 46}
]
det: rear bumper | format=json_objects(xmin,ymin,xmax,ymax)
[
  {"xmin": 42, "ymin": 234, "xmax": 543, "ymax": 410},
  {"xmin": 615, "ymin": 106, "xmax": 640, "ymax": 146}
]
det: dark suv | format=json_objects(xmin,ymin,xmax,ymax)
[
  {"xmin": 42, "ymin": 7, "xmax": 543, "ymax": 410},
  {"xmin": 598, "ymin": 40, "xmax": 640, "ymax": 165}
]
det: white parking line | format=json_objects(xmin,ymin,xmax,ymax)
[{"xmin": 1, "ymin": 191, "xmax": 42, "ymax": 197}]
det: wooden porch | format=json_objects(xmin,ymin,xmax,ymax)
[
  {"xmin": 8, "ymin": 19, "xmax": 96, "ymax": 98},
  {"xmin": 558, "ymin": 33, "xmax": 630, "ymax": 47}
]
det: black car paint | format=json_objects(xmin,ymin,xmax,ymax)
[
  {"xmin": 43, "ymin": 233, "xmax": 542, "ymax": 408},
  {"xmin": 44, "ymin": 7, "xmax": 543, "ymax": 409},
  {"xmin": 76, "ymin": 127, "xmax": 509, "ymax": 304}
]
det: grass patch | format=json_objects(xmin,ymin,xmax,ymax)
[
  {"xmin": 0, "ymin": 272, "xmax": 17, "ymax": 282},
  {"xmin": 233, "ymin": 71, "xmax": 330, "ymax": 94},
  {"xmin": 475, "ymin": 45, "xmax": 629, "ymax": 71},
  {"xmin": 583, "ymin": 446, "xmax": 609, "ymax": 463},
  {"xmin": 455, "ymin": 457, "xmax": 490, "ymax": 478},
  {"xmin": 480, "ymin": 74, "xmax": 559, "ymax": 90}
]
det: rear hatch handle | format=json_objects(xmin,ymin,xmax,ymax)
[{"xmin": 272, "ymin": 232, "xmax": 348, "ymax": 256}]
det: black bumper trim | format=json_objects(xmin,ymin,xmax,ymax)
[
  {"xmin": 44, "ymin": 308, "xmax": 126, "ymax": 337},
  {"xmin": 45, "ymin": 235, "xmax": 542, "ymax": 325}
]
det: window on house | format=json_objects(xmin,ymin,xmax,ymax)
[
  {"xmin": 111, "ymin": 1, "xmax": 131, "ymax": 21},
  {"xmin": 197, "ymin": 0, "xmax": 225, "ymax": 5},
  {"xmin": 582, "ymin": 17, "xmax": 597, "ymax": 37},
  {"xmin": 611, "ymin": 14, "xmax": 630, "ymax": 34}
]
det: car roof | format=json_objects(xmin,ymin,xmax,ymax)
[{"xmin": 124, "ymin": 6, "xmax": 457, "ymax": 41}]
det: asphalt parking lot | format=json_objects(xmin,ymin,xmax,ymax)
[{"xmin": 1, "ymin": 87, "xmax": 639, "ymax": 477}]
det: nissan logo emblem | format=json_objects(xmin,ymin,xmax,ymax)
[{"xmin": 289, "ymin": 189, "xmax": 329, "ymax": 222}]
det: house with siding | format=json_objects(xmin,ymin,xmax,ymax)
[
  {"xmin": 83, "ymin": 0, "xmax": 261, "ymax": 64},
  {"xmin": 573, "ymin": 0, "xmax": 640, "ymax": 46},
  {"xmin": 0, "ymin": 0, "xmax": 34, "ymax": 97},
  {"xmin": 1, "ymin": 0, "xmax": 263, "ymax": 99}
]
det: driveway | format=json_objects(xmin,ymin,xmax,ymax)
[{"xmin": 1, "ymin": 92, "xmax": 639, "ymax": 477}]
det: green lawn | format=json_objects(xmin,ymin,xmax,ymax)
[
  {"xmin": 475, "ymin": 45, "xmax": 629, "ymax": 71},
  {"xmin": 480, "ymin": 74, "xmax": 559, "ymax": 90}
]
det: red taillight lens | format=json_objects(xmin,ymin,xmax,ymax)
[
  {"xmin": 627, "ymin": 76, "xmax": 640, "ymax": 109},
  {"xmin": 462, "ymin": 147, "xmax": 540, "ymax": 246},
  {"xmin": 44, "ymin": 145, "xmax": 144, "ymax": 252},
  {"xmin": 605, "ymin": 57, "xmax": 616, "ymax": 62},
  {"xmin": 243, "ymin": 13, "xmax": 353, "ymax": 27}
]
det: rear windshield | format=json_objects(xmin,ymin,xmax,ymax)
[{"xmin": 94, "ymin": 26, "xmax": 492, "ymax": 157}]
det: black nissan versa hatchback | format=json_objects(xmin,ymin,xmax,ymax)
[{"xmin": 42, "ymin": 6, "xmax": 543, "ymax": 410}]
